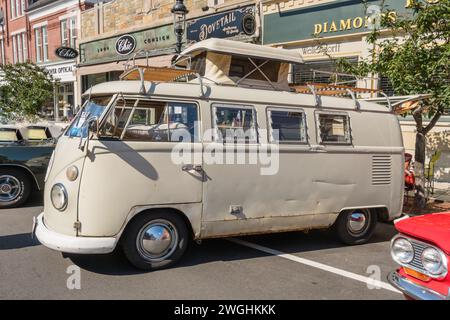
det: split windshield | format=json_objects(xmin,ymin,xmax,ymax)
[{"xmin": 66, "ymin": 96, "xmax": 112, "ymax": 138}]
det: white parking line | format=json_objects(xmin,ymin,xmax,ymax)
[{"xmin": 228, "ymin": 238, "xmax": 401, "ymax": 294}]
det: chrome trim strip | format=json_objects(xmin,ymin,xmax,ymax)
[{"xmin": 388, "ymin": 271, "xmax": 449, "ymax": 300}]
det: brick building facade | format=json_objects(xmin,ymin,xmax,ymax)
[
  {"xmin": 0, "ymin": 0, "xmax": 90, "ymax": 120},
  {"xmin": 27, "ymin": 0, "xmax": 91, "ymax": 120},
  {"xmin": 0, "ymin": 0, "xmax": 30, "ymax": 64}
]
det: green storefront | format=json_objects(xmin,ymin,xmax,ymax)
[
  {"xmin": 77, "ymin": 24, "xmax": 177, "ymax": 93},
  {"xmin": 263, "ymin": 0, "xmax": 411, "ymax": 45},
  {"xmin": 262, "ymin": 0, "xmax": 414, "ymax": 90}
]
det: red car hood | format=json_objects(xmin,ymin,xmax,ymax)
[{"xmin": 396, "ymin": 212, "xmax": 450, "ymax": 254}]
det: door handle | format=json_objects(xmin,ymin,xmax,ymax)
[{"xmin": 182, "ymin": 164, "xmax": 203, "ymax": 172}]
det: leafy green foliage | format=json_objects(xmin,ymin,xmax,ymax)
[
  {"xmin": 0, "ymin": 63, "xmax": 55, "ymax": 122},
  {"xmin": 337, "ymin": 0, "xmax": 450, "ymax": 121}
]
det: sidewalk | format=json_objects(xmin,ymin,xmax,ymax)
[
  {"xmin": 403, "ymin": 182, "xmax": 450, "ymax": 216},
  {"xmin": 430, "ymin": 182, "xmax": 450, "ymax": 202}
]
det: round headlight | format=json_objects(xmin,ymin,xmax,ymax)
[
  {"xmin": 66, "ymin": 166, "xmax": 79, "ymax": 181},
  {"xmin": 51, "ymin": 183, "xmax": 68, "ymax": 211},
  {"xmin": 391, "ymin": 237, "xmax": 414, "ymax": 264},
  {"xmin": 422, "ymin": 247, "xmax": 447, "ymax": 277}
]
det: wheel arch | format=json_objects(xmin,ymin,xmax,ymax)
[
  {"xmin": 335, "ymin": 206, "xmax": 390, "ymax": 224},
  {"xmin": 117, "ymin": 206, "xmax": 197, "ymax": 244},
  {"xmin": 0, "ymin": 164, "xmax": 40, "ymax": 191}
]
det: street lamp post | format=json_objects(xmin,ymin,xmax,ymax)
[{"xmin": 171, "ymin": 0, "xmax": 188, "ymax": 54}]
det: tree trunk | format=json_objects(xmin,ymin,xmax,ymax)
[{"xmin": 414, "ymin": 129, "xmax": 427, "ymax": 209}]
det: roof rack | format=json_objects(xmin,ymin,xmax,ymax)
[
  {"xmin": 361, "ymin": 94, "xmax": 432, "ymax": 114},
  {"xmin": 120, "ymin": 65, "xmax": 210, "ymax": 97},
  {"xmin": 291, "ymin": 83, "xmax": 381, "ymax": 110}
]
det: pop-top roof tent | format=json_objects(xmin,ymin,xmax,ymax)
[
  {"xmin": 119, "ymin": 38, "xmax": 424, "ymax": 113},
  {"xmin": 121, "ymin": 38, "xmax": 304, "ymax": 91}
]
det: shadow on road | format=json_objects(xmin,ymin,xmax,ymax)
[
  {"xmin": 23, "ymin": 191, "xmax": 44, "ymax": 208},
  {"xmin": 64, "ymin": 222, "xmax": 398, "ymax": 276},
  {"xmin": 0, "ymin": 233, "xmax": 40, "ymax": 250}
]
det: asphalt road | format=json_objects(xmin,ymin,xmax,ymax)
[{"xmin": 0, "ymin": 193, "xmax": 403, "ymax": 300}]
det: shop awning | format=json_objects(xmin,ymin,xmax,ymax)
[{"xmin": 75, "ymin": 55, "xmax": 175, "ymax": 77}]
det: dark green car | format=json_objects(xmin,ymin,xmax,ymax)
[{"xmin": 0, "ymin": 126, "xmax": 56, "ymax": 209}]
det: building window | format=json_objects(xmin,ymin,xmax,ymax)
[
  {"xmin": 208, "ymin": 0, "xmax": 224, "ymax": 7},
  {"xmin": 0, "ymin": 39, "xmax": 5, "ymax": 64},
  {"xmin": 69, "ymin": 17, "xmax": 77, "ymax": 48},
  {"xmin": 61, "ymin": 17, "xmax": 77, "ymax": 48},
  {"xmin": 11, "ymin": 0, "xmax": 25, "ymax": 18},
  {"xmin": 12, "ymin": 35, "xmax": 17, "ymax": 63},
  {"xmin": 22, "ymin": 32, "xmax": 27, "ymax": 61},
  {"xmin": 35, "ymin": 26, "xmax": 48, "ymax": 63},
  {"xmin": 379, "ymin": 75, "xmax": 396, "ymax": 97},
  {"xmin": 61, "ymin": 20, "xmax": 68, "ymax": 46}
]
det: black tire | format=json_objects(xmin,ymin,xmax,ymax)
[
  {"xmin": 0, "ymin": 168, "xmax": 32, "ymax": 209},
  {"xmin": 121, "ymin": 210, "xmax": 189, "ymax": 270},
  {"xmin": 334, "ymin": 209, "xmax": 377, "ymax": 245}
]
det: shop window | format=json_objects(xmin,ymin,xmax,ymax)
[
  {"xmin": 292, "ymin": 57, "xmax": 358, "ymax": 87},
  {"xmin": 213, "ymin": 104, "xmax": 257, "ymax": 143},
  {"xmin": 379, "ymin": 75, "xmax": 396, "ymax": 97},
  {"xmin": 268, "ymin": 108, "xmax": 307, "ymax": 143},
  {"xmin": 317, "ymin": 113, "xmax": 351, "ymax": 144}
]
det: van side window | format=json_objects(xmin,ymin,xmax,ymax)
[
  {"xmin": 101, "ymin": 99, "xmax": 199, "ymax": 142},
  {"xmin": 268, "ymin": 109, "xmax": 307, "ymax": 143},
  {"xmin": 213, "ymin": 104, "xmax": 257, "ymax": 143},
  {"xmin": 317, "ymin": 113, "xmax": 351, "ymax": 144}
]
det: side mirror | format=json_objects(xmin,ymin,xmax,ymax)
[
  {"xmin": 88, "ymin": 117, "xmax": 99, "ymax": 136},
  {"xmin": 78, "ymin": 116, "xmax": 98, "ymax": 151}
]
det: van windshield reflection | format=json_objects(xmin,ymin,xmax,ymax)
[{"xmin": 66, "ymin": 96, "xmax": 112, "ymax": 138}]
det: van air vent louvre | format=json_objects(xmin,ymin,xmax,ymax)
[{"xmin": 371, "ymin": 155, "xmax": 391, "ymax": 185}]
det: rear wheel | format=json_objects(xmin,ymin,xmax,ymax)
[
  {"xmin": 334, "ymin": 209, "xmax": 377, "ymax": 245},
  {"xmin": 0, "ymin": 168, "xmax": 31, "ymax": 209},
  {"xmin": 121, "ymin": 211, "xmax": 189, "ymax": 270}
]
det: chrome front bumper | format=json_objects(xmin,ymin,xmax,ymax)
[
  {"xmin": 388, "ymin": 271, "xmax": 450, "ymax": 300},
  {"xmin": 32, "ymin": 213, "xmax": 117, "ymax": 254}
]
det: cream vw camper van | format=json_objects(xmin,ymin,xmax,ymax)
[{"xmin": 33, "ymin": 39, "xmax": 404, "ymax": 270}]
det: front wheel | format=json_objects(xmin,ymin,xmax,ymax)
[
  {"xmin": 334, "ymin": 209, "xmax": 377, "ymax": 245},
  {"xmin": 121, "ymin": 211, "xmax": 189, "ymax": 270}
]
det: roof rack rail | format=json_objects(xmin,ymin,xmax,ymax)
[{"xmin": 120, "ymin": 66, "xmax": 210, "ymax": 97}]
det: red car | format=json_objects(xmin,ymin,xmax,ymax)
[{"xmin": 388, "ymin": 212, "xmax": 450, "ymax": 300}]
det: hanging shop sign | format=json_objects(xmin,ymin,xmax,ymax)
[
  {"xmin": 55, "ymin": 46, "xmax": 79, "ymax": 59},
  {"xmin": 186, "ymin": 6, "xmax": 257, "ymax": 43},
  {"xmin": 79, "ymin": 24, "xmax": 175, "ymax": 65},
  {"xmin": 115, "ymin": 34, "xmax": 137, "ymax": 55}
]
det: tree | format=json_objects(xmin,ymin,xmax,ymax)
[
  {"xmin": 0, "ymin": 63, "xmax": 55, "ymax": 122},
  {"xmin": 336, "ymin": 0, "xmax": 450, "ymax": 208}
]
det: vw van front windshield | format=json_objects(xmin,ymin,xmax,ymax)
[{"xmin": 66, "ymin": 96, "xmax": 113, "ymax": 138}]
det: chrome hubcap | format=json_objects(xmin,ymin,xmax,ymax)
[
  {"xmin": 136, "ymin": 219, "xmax": 178, "ymax": 262},
  {"xmin": 0, "ymin": 175, "xmax": 21, "ymax": 202},
  {"xmin": 347, "ymin": 210, "xmax": 369, "ymax": 235}
]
